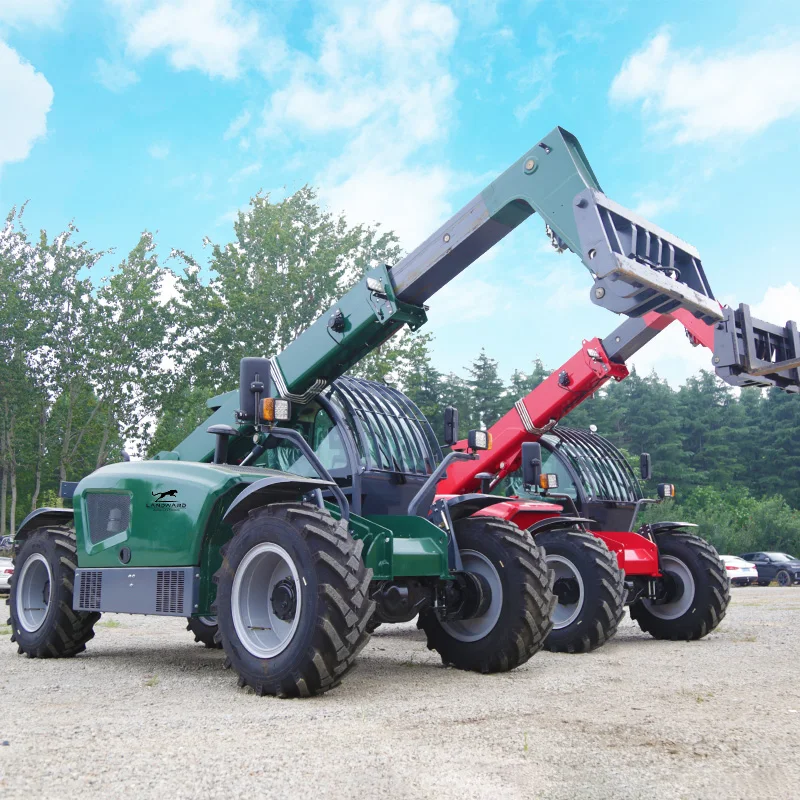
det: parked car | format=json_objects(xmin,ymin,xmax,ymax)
[
  {"xmin": 0, "ymin": 557, "xmax": 12, "ymax": 595},
  {"xmin": 0, "ymin": 535, "xmax": 12, "ymax": 552},
  {"xmin": 720, "ymin": 555, "xmax": 759, "ymax": 586},
  {"xmin": 740, "ymin": 552, "xmax": 800, "ymax": 587}
]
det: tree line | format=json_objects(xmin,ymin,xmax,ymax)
[{"xmin": 1, "ymin": 188, "xmax": 798, "ymax": 555}]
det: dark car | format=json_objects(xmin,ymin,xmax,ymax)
[{"xmin": 740, "ymin": 552, "xmax": 800, "ymax": 587}]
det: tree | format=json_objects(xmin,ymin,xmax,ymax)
[{"xmin": 466, "ymin": 349, "xmax": 506, "ymax": 429}]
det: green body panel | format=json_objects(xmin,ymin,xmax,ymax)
[
  {"xmin": 74, "ymin": 461, "xmax": 269, "ymax": 569},
  {"xmin": 273, "ymin": 264, "xmax": 427, "ymax": 397},
  {"xmin": 480, "ymin": 126, "xmax": 601, "ymax": 255}
]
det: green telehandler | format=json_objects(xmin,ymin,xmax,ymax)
[{"xmin": 7, "ymin": 127, "xmax": 757, "ymax": 697}]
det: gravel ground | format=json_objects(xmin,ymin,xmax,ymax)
[{"xmin": 1, "ymin": 587, "xmax": 798, "ymax": 799}]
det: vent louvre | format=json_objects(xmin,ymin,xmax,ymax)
[
  {"xmin": 79, "ymin": 571, "xmax": 103, "ymax": 609},
  {"xmin": 156, "ymin": 570, "xmax": 185, "ymax": 614}
]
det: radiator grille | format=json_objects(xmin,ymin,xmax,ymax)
[
  {"xmin": 155, "ymin": 570, "xmax": 185, "ymax": 614},
  {"xmin": 78, "ymin": 571, "xmax": 103, "ymax": 609},
  {"xmin": 86, "ymin": 493, "xmax": 130, "ymax": 544}
]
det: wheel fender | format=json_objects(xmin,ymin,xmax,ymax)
[
  {"xmin": 526, "ymin": 516, "xmax": 595, "ymax": 537},
  {"xmin": 442, "ymin": 494, "xmax": 514, "ymax": 522},
  {"xmin": 15, "ymin": 507, "xmax": 74, "ymax": 547},
  {"xmin": 646, "ymin": 521, "xmax": 699, "ymax": 535},
  {"xmin": 223, "ymin": 475, "xmax": 336, "ymax": 527}
]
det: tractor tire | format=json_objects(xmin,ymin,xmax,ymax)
[
  {"xmin": 418, "ymin": 517, "xmax": 555, "ymax": 673},
  {"xmin": 776, "ymin": 569, "xmax": 793, "ymax": 587},
  {"xmin": 365, "ymin": 617, "xmax": 382, "ymax": 634},
  {"xmin": 186, "ymin": 616, "xmax": 222, "ymax": 648},
  {"xmin": 629, "ymin": 531, "xmax": 729, "ymax": 641},
  {"xmin": 7, "ymin": 526, "xmax": 100, "ymax": 658},
  {"xmin": 213, "ymin": 502, "xmax": 374, "ymax": 698},
  {"xmin": 536, "ymin": 529, "xmax": 625, "ymax": 654}
]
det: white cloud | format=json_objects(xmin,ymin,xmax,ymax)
[
  {"xmin": 224, "ymin": 108, "xmax": 250, "ymax": 140},
  {"xmin": 751, "ymin": 283, "xmax": 800, "ymax": 327},
  {"xmin": 0, "ymin": 42, "xmax": 54, "ymax": 171},
  {"xmin": 148, "ymin": 142, "xmax": 170, "ymax": 159},
  {"xmin": 94, "ymin": 57, "xmax": 139, "ymax": 92},
  {"xmin": 514, "ymin": 25, "xmax": 564, "ymax": 121},
  {"xmin": 262, "ymin": 0, "xmax": 459, "ymax": 250},
  {"xmin": 634, "ymin": 193, "xmax": 680, "ymax": 220},
  {"xmin": 122, "ymin": 0, "xmax": 258, "ymax": 79},
  {"xmin": 610, "ymin": 31, "xmax": 800, "ymax": 144},
  {"xmin": 0, "ymin": 0, "xmax": 67, "ymax": 27},
  {"xmin": 228, "ymin": 161, "xmax": 261, "ymax": 183}
]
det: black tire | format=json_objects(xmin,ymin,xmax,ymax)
[
  {"xmin": 186, "ymin": 616, "xmax": 222, "ymax": 648},
  {"xmin": 418, "ymin": 517, "xmax": 555, "ymax": 673},
  {"xmin": 7, "ymin": 526, "xmax": 100, "ymax": 658},
  {"xmin": 629, "ymin": 532, "xmax": 729, "ymax": 641},
  {"xmin": 365, "ymin": 617, "xmax": 382, "ymax": 634},
  {"xmin": 758, "ymin": 580, "xmax": 770, "ymax": 587},
  {"xmin": 213, "ymin": 503, "xmax": 374, "ymax": 697},
  {"xmin": 776, "ymin": 570, "xmax": 793, "ymax": 587},
  {"xmin": 537, "ymin": 529, "xmax": 625, "ymax": 654}
]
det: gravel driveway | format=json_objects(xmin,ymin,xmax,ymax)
[{"xmin": 1, "ymin": 587, "xmax": 798, "ymax": 799}]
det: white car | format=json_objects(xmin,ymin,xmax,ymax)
[
  {"xmin": 0, "ymin": 557, "xmax": 12, "ymax": 594},
  {"xmin": 721, "ymin": 555, "xmax": 759, "ymax": 586}
]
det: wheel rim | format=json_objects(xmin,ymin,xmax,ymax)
[
  {"xmin": 440, "ymin": 550, "xmax": 503, "ymax": 642},
  {"xmin": 16, "ymin": 553, "xmax": 52, "ymax": 633},
  {"xmin": 198, "ymin": 616, "xmax": 218, "ymax": 627},
  {"xmin": 547, "ymin": 554, "xmax": 585, "ymax": 629},
  {"xmin": 231, "ymin": 543, "xmax": 302, "ymax": 659},
  {"xmin": 777, "ymin": 571, "xmax": 791, "ymax": 587},
  {"xmin": 643, "ymin": 555, "xmax": 695, "ymax": 620}
]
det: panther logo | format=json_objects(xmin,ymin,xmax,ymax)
[{"xmin": 151, "ymin": 489, "xmax": 179, "ymax": 502}]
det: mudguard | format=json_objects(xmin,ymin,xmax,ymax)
[
  {"xmin": 526, "ymin": 516, "xmax": 595, "ymax": 536},
  {"xmin": 15, "ymin": 507, "xmax": 75, "ymax": 544},
  {"xmin": 223, "ymin": 474, "xmax": 335, "ymax": 526},
  {"xmin": 442, "ymin": 494, "xmax": 514, "ymax": 522},
  {"xmin": 646, "ymin": 521, "xmax": 699, "ymax": 534}
]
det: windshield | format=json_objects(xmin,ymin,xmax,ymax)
[
  {"xmin": 499, "ymin": 447, "xmax": 579, "ymax": 501},
  {"xmin": 766, "ymin": 553, "xmax": 797, "ymax": 562}
]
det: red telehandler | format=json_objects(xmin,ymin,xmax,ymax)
[{"xmin": 436, "ymin": 301, "xmax": 799, "ymax": 653}]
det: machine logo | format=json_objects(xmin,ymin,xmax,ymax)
[{"xmin": 147, "ymin": 489, "xmax": 186, "ymax": 510}]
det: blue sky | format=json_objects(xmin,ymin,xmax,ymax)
[{"xmin": 2, "ymin": 0, "xmax": 799, "ymax": 387}]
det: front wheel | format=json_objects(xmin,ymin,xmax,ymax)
[
  {"xmin": 630, "ymin": 532, "xmax": 729, "ymax": 641},
  {"xmin": 776, "ymin": 570, "xmax": 793, "ymax": 587},
  {"xmin": 214, "ymin": 503, "xmax": 374, "ymax": 697},
  {"xmin": 537, "ymin": 529, "xmax": 625, "ymax": 654},
  {"xmin": 8, "ymin": 526, "xmax": 100, "ymax": 658},
  {"xmin": 418, "ymin": 517, "xmax": 555, "ymax": 673}
]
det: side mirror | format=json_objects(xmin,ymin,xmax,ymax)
[
  {"xmin": 238, "ymin": 357, "xmax": 272, "ymax": 421},
  {"xmin": 443, "ymin": 406, "xmax": 459, "ymax": 446},
  {"xmin": 640, "ymin": 452, "xmax": 652, "ymax": 481},
  {"xmin": 657, "ymin": 483, "xmax": 675, "ymax": 499},
  {"xmin": 521, "ymin": 442, "xmax": 542, "ymax": 489}
]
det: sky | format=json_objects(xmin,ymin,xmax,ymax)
[{"xmin": 1, "ymin": 0, "xmax": 799, "ymax": 388}]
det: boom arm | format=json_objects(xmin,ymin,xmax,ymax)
[{"xmin": 438, "ymin": 305, "xmax": 799, "ymax": 494}]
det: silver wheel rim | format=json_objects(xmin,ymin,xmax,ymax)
[
  {"xmin": 16, "ymin": 553, "xmax": 52, "ymax": 633},
  {"xmin": 547, "ymin": 554, "xmax": 585, "ymax": 629},
  {"xmin": 644, "ymin": 555, "xmax": 695, "ymax": 620},
  {"xmin": 199, "ymin": 616, "xmax": 217, "ymax": 627},
  {"xmin": 232, "ymin": 543, "xmax": 302, "ymax": 659},
  {"xmin": 440, "ymin": 550, "xmax": 503, "ymax": 642}
]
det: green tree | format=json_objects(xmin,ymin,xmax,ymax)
[{"xmin": 466, "ymin": 349, "xmax": 506, "ymax": 428}]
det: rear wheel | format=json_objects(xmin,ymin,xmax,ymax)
[
  {"xmin": 776, "ymin": 570, "xmax": 793, "ymax": 587},
  {"xmin": 186, "ymin": 615, "xmax": 222, "ymax": 648},
  {"xmin": 537, "ymin": 529, "xmax": 625, "ymax": 654},
  {"xmin": 630, "ymin": 532, "xmax": 729, "ymax": 641},
  {"xmin": 8, "ymin": 526, "xmax": 100, "ymax": 658},
  {"xmin": 214, "ymin": 503, "xmax": 374, "ymax": 697},
  {"xmin": 418, "ymin": 517, "xmax": 555, "ymax": 673}
]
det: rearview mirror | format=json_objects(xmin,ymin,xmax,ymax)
[
  {"xmin": 640, "ymin": 452, "xmax": 652, "ymax": 481},
  {"xmin": 521, "ymin": 442, "xmax": 542, "ymax": 489},
  {"xmin": 443, "ymin": 406, "xmax": 458, "ymax": 446}
]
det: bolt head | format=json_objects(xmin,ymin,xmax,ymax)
[
  {"xmin": 523, "ymin": 158, "xmax": 537, "ymax": 174},
  {"xmin": 443, "ymin": 233, "xmax": 451, "ymax": 243}
]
